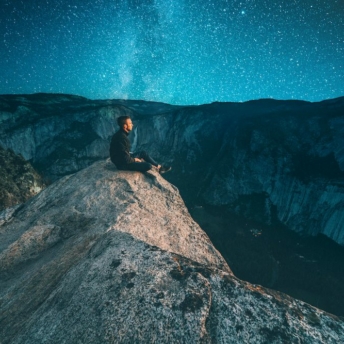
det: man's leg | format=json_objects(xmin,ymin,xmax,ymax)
[
  {"xmin": 131, "ymin": 151, "xmax": 171, "ymax": 174},
  {"xmin": 136, "ymin": 151, "xmax": 159, "ymax": 167},
  {"xmin": 120, "ymin": 161, "xmax": 153, "ymax": 173}
]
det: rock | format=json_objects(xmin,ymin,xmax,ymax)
[
  {"xmin": 0, "ymin": 146, "xmax": 45, "ymax": 211},
  {"xmin": 0, "ymin": 160, "xmax": 343, "ymax": 343}
]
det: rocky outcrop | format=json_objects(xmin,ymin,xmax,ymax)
[
  {"xmin": 0, "ymin": 93, "xmax": 344, "ymax": 244},
  {"xmin": 0, "ymin": 160, "xmax": 343, "ymax": 343},
  {"xmin": 0, "ymin": 146, "xmax": 45, "ymax": 211}
]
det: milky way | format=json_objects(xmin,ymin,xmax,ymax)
[{"xmin": 1, "ymin": 0, "xmax": 343, "ymax": 105}]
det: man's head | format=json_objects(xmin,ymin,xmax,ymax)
[{"xmin": 117, "ymin": 116, "xmax": 133, "ymax": 133}]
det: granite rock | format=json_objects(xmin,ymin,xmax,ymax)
[{"xmin": 0, "ymin": 160, "xmax": 343, "ymax": 343}]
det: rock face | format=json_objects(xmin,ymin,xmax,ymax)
[
  {"xmin": 0, "ymin": 93, "xmax": 344, "ymax": 244},
  {"xmin": 0, "ymin": 160, "xmax": 343, "ymax": 343},
  {"xmin": 0, "ymin": 146, "xmax": 45, "ymax": 211}
]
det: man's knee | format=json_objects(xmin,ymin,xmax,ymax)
[
  {"xmin": 142, "ymin": 162, "xmax": 153, "ymax": 172},
  {"xmin": 138, "ymin": 150, "xmax": 148, "ymax": 160}
]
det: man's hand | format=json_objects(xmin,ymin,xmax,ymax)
[{"xmin": 134, "ymin": 158, "xmax": 143, "ymax": 162}]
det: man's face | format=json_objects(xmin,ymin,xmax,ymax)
[{"xmin": 123, "ymin": 118, "xmax": 133, "ymax": 133}]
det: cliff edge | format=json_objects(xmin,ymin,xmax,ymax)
[{"xmin": 0, "ymin": 160, "xmax": 343, "ymax": 343}]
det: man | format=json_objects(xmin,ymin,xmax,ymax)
[{"xmin": 109, "ymin": 116, "xmax": 171, "ymax": 173}]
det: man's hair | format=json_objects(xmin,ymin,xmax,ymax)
[{"xmin": 117, "ymin": 116, "xmax": 131, "ymax": 128}]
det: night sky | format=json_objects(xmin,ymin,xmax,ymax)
[{"xmin": 1, "ymin": 0, "xmax": 343, "ymax": 105}]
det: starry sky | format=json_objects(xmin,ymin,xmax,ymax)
[{"xmin": 1, "ymin": 0, "xmax": 343, "ymax": 105}]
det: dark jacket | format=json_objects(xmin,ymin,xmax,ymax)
[{"xmin": 109, "ymin": 129, "xmax": 135, "ymax": 167}]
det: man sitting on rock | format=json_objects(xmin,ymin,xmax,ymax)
[{"xmin": 110, "ymin": 115, "xmax": 171, "ymax": 174}]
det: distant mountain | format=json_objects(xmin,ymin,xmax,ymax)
[{"xmin": 1, "ymin": 160, "xmax": 342, "ymax": 343}]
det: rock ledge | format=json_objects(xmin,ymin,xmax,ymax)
[{"xmin": 0, "ymin": 160, "xmax": 343, "ymax": 343}]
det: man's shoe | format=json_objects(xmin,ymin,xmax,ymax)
[{"xmin": 159, "ymin": 165, "xmax": 172, "ymax": 174}]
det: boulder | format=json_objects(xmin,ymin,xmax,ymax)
[{"xmin": 0, "ymin": 146, "xmax": 45, "ymax": 211}]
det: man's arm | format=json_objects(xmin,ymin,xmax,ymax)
[{"xmin": 117, "ymin": 140, "xmax": 135, "ymax": 164}]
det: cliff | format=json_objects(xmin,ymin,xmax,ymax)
[
  {"xmin": 134, "ymin": 98, "xmax": 344, "ymax": 245},
  {"xmin": 0, "ymin": 160, "xmax": 343, "ymax": 343},
  {"xmin": 0, "ymin": 94, "xmax": 343, "ymax": 245}
]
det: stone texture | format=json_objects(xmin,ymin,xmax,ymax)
[{"xmin": 0, "ymin": 160, "xmax": 343, "ymax": 343}]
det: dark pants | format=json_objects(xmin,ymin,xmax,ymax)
[{"xmin": 117, "ymin": 151, "xmax": 158, "ymax": 173}]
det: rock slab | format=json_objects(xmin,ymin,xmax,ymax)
[{"xmin": 0, "ymin": 160, "xmax": 343, "ymax": 343}]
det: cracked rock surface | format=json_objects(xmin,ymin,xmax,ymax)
[{"xmin": 0, "ymin": 160, "xmax": 343, "ymax": 343}]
